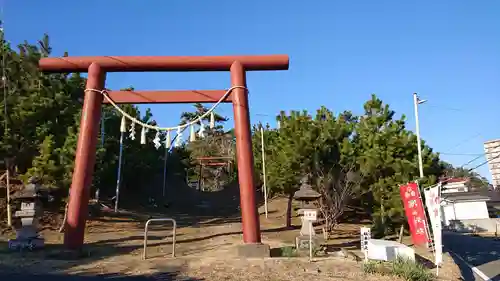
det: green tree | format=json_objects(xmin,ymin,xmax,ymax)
[
  {"xmin": 354, "ymin": 94, "xmax": 443, "ymax": 235},
  {"xmin": 179, "ymin": 104, "xmax": 235, "ymax": 191},
  {"xmin": 23, "ymin": 135, "xmax": 58, "ymax": 187},
  {"xmin": 0, "ymin": 32, "xmax": 166, "ymax": 207},
  {"xmin": 261, "ymin": 107, "xmax": 359, "ymax": 228},
  {"xmin": 441, "ymin": 162, "xmax": 490, "ymax": 190},
  {"xmin": 180, "ymin": 103, "xmax": 228, "ymax": 133}
]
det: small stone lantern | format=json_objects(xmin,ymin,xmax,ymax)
[
  {"xmin": 293, "ymin": 174, "xmax": 322, "ymax": 252},
  {"xmin": 8, "ymin": 177, "xmax": 48, "ymax": 251}
]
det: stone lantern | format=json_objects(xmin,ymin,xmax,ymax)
[
  {"xmin": 293, "ymin": 174, "xmax": 322, "ymax": 251},
  {"xmin": 8, "ymin": 177, "xmax": 49, "ymax": 251}
]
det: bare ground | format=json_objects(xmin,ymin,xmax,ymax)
[{"xmin": 0, "ymin": 198, "xmax": 462, "ymax": 280}]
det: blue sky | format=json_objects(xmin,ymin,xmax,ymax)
[{"xmin": 5, "ymin": 0, "xmax": 500, "ymax": 180}]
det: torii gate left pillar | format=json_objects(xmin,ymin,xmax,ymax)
[{"xmin": 39, "ymin": 55, "xmax": 289, "ymax": 255}]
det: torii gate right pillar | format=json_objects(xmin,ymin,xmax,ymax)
[{"xmin": 230, "ymin": 61, "xmax": 261, "ymax": 245}]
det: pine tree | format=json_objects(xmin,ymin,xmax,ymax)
[
  {"xmin": 354, "ymin": 94, "xmax": 443, "ymax": 235},
  {"xmin": 24, "ymin": 135, "xmax": 58, "ymax": 187}
]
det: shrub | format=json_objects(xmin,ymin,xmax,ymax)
[
  {"xmin": 363, "ymin": 257, "xmax": 435, "ymax": 281},
  {"xmin": 390, "ymin": 257, "xmax": 435, "ymax": 281}
]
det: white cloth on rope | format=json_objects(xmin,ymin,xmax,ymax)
[
  {"xmin": 175, "ymin": 127, "xmax": 183, "ymax": 147},
  {"xmin": 189, "ymin": 125, "xmax": 196, "ymax": 142},
  {"xmin": 120, "ymin": 115, "xmax": 127, "ymax": 133},
  {"xmin": 153, "ymin": 131, "xmax": 162, "ymax": 149},
  {"xmin": 165, "ymin": 130, "xmax": 171, "ymax": 149},
  {"xmin": 129, "ymin": 122, "xmax": 136, "ymax": 140},
  {"xmin": 198, "ymin": 121, "xmax": 206, "ymax": 138},
  {"xmin": 86, "ymin": 86, "xmax": 248, "ymax": 133}
]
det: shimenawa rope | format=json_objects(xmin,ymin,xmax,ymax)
[{"xmin": 85, "ymin": 86, "xmax": 248, "ymax": 132}]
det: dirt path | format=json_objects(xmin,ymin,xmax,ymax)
[{"xmin": 0, "ymin": 198, "xmax": 461, "ymax": 280}]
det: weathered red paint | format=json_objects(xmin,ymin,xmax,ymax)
[
  {"xmin": 103, "ymin": 90, "xmax": 232, "ymax": 104},
  {"xmin": 64, "ymin": 63, "xmax": 105, "ymax": 250},
  {"xmin": 38, "ymin": 54, "xmax": 289, "ymax": 250},
  {"xmin": 39, "ymin": 55, "xmax": 289, "ymax": 72},
  {"xmin": 230, "ymin": 61, "xmax": 261, "ymax": 243}
]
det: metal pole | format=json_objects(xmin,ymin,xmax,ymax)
[
  {"xmin": 95, "ymin": 112, "xmax": 105, "ymax": 202},
  {"xmin": 309, "ymin": 221, "xmax": 313, "ymax": 262},
  {"xmin": 1, "ymin": 16, "xmax": 11, "ymax": 227},
  {"xmin": 162, "ymin": 147, "xmax": 168, "ymax": 197},
  {"xmin": 413, "ymin": 93, "xmax": 425, "ymax": 178},
  {"xmin": 6, "ymin": 158, "xmax": 11, "ymax": 226},
  {"xmin": 114, "ymin": 131, "xmax": 124, "ymax": 212},
  {"xmin": 260, "ymin": 126, "xmax": 268, "ymax": 218},
  {"xmin": 101, "ymin": 112, "xmax": 105, "ymax": 147}
]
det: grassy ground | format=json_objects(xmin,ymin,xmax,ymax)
[{"xmin": 0, "ymin": 197, "xmax": 462, "ymax": 281}]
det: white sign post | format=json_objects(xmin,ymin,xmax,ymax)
[
  {"xmin": 360, "ymin": 227, "xmax": 371, "ymax": 262},
  {"xmin": 303, "ymin": 209, "xmax": 317, "ymax": 262},
  {"xmin": 424, "ymin": 184, "xmax": 442, "ymax": 277}
]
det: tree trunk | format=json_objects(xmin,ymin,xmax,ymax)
[
  {"xmin": 398, "ymin": 225, "xmax": 404, "ymax": 243},
  {"xmin": 286, "ymin": 193, "xmax": 293, "ymax": 228},
  {"xmin": 380, "ymin": 199, "xmax": 385, "ymax": 226}
]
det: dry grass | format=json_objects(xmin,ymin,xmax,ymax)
[
  {"xmin": 397, "ymin": 236, "xmax": 463, "ymax": 281},
  {"xmin": 0, "ymin": 198, "xmax": 461, "ymax": 281}
]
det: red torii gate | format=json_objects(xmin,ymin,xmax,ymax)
[{"xmin": 39, "ymin": 55, "xmax": 289, "ymax": 254}]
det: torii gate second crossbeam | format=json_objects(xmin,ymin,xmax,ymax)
[{"xmin": 38, "ymin": 55, "xmax": 289, "ymax": 255}]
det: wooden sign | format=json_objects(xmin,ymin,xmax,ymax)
[{"xmin": 360, "ymin": 226, "xmax": 371, "ymax": 261}]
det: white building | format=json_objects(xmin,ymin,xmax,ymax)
[
  {"xmin": 440, "ymin": 193, "xmax": 490, "ymax": 226},
  {"xmin": 484, "ymin": 139, "xmax": 500, "ymax": 189},
  {"xmin": 441, "ymin": 178, "xmax": 469, "ymax": 194}
]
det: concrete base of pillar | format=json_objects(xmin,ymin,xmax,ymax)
[{"xmin": 235, "ymin": 243, "xmax": 270, "ymax": 257}]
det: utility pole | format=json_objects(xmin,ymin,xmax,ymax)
[
  {"xmin": 162, "ymin": 143, "xmax": 168, "ymax": 198},
  {"xmin": 114, "ymin": 116, "xmax": 126, "ymax": 212},
  {"xmin": 413, "ymin": 93, "xmax": 427, "ymax": 178},
  {"xmin": 95, "ymin": 112, "xmax": 105, "ymax": 203},
  {"xmin": 1, "ymin": 16, "xmax": 11, "ymax": 227},
  {"xmin": 255, "ymin": 113, "xmax": 280, "ymax": 219},
  {"xmin": 260, "ymin": 125, "xmax": 268, "ymax": 218}
]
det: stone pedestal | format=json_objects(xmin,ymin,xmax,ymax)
[
  {"xmin": 295, "ymin": 208, "xmax": 324, "ymax": 256},
  {"xmin": 235, "ymin": 243, "xmax": 271, "ymax": 257},
  {"xmin": 295, "ymin": 235, "xmax": 324, "ymax": 256},
  {"xmin": 8, "ymin": 201, "xmax": 45, "ymax": 251}
]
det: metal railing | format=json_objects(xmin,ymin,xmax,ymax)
[{"xmin": 143, "ymin": 218, "xmax": 177, "ymax": 260}]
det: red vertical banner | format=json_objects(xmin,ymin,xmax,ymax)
[{"xmin": 399, "ymin": 182, "xmax": 428, "ymax": 246}]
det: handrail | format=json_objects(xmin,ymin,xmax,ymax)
[{"xmin": 143, "ymin": 218, "xmax": 177, "ymax": 260}]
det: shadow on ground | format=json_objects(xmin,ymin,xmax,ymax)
[
  {"xmin": 447, "ymin": 248, "xmax": 476, "ymax": 281},
  {"xmin": 0, "ymin": 223, "xmax": 302, "ymax": 275},
  {"xmin": 414, "ymin": 254, "xmax": 435, "ymax": 269},
  {"xmin": 109, "ymin": 175, "xmax": 267, "ymax": 229},
  {"xmin": 0, "ymin": 240, "xmax": 203, "ymax": 280},
  {"xmin": 0, "ymin": 264, "xmax": 202, "ymax": 281},
  {"xmin": 324, "ymin": 240, "xmax": 359, "ymax": 251},
  {"xmin": 444, "ymin": 232, "xmax": 500, "ymax": 281}
]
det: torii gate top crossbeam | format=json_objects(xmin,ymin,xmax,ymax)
[{"xmin": 39, "ymin": 55, "xmax": 289, "ymax": 73}]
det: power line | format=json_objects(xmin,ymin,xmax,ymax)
[
  {"xmin": 425, "ymin": 104, "xmax": 466, "ymax": 112},
  {"xmin": 468, "ymin": 153, "xmax": 500, "ymax": 172},
  {"xmin": 439, "ymin": 132, "xmax": 483, "ymax": 154},
  {"xmin": 444, "ymin": 143, "xmax": 500, "ymax": 175},
  {"xmin": 460, "ymin": 143, "xmax": 500, "ymax": 169},
  {"xmin": 460, "ymin": 154, "xmax": 485, "ymax": 168},
  {"xmin": 439, "ymin": 152, "xmax": 484, "ymax": 156}
]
